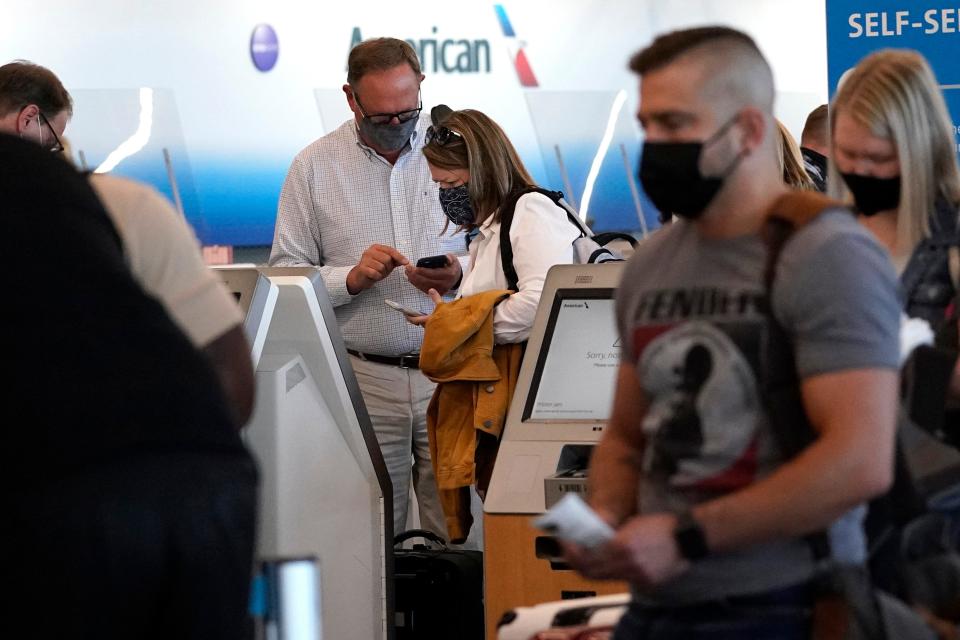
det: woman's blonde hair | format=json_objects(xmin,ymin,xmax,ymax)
[
  {"xmin": 829, "ymin": 49, "xmax": 960, "ymax": 250},
  {"xmin": 422, "ymin": 109, "xmax": 534, "ymax": 231},
  {"xmin": 776, "ymin": 119, "xmax": 814, "ymax": 190}
]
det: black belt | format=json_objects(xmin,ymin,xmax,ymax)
[{"xmin": 347, "ymin": 349, "xmax": 420, "ymax": 369}]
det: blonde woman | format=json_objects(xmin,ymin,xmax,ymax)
[
  {"xmin": 831, "ymin": 50, "xmax": 960, "ymax": 628},
  {"xmin": 831, "ymin": 49, "xmax": 960, "ymax": 329},
  {"xmin": 414, "ymin": 107, "xmax": 579, "ymax": 343},
  {"xmin": 776, "ymin": 120, "xmax": 814, "ymax": 190}
]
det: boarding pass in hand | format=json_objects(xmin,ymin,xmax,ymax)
[{"xmin": 532, "ymin": 493, "xmax": 614, "ymax": 549}]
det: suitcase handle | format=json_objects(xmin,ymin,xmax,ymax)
[
  {"xmin": 551, "ymin": 601, "xmax": 628, "ymax": 627},
  {"xmin": 393, "ymin": 528, "xmax": 448, "ymax": 548}
]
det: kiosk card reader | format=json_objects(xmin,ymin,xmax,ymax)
[
  {"xmin": 213, "ymin": 267, "xmax": 394, "ymax": 640},
  {"xmin": 483, "ymin": 263, "xmax": 628, "ymax": 638}
]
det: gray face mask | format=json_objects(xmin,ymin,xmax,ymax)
[{"xmin": 359, "ymin": 116, "xmax": 418, "ymax": 152}]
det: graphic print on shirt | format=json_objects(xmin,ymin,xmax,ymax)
[{"xmin": 630, "ymin": 287, "xmax": 773, "ymax": 500}]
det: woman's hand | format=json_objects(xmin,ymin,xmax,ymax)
[
  {"xmin": 405, "ymin": 253, "xmax": 462, "ymax": 295},
  {"xmin": 405, "ymin": 288, "xmax": 443, "ymax": 327}
]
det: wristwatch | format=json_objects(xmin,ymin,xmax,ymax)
[{"xmin": 673, "ymin": 510, "xmax": 709, "ymax": 561}]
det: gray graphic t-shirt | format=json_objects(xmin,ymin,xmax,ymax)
[{"xmin": 616, "ymin": 210, "xmax": 900, "ymax": 604}]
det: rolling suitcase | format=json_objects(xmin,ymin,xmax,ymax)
[{"xmin": 393, "ymin": 529, "xmax": 484, "ymax": 640}]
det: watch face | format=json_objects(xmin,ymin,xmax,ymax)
[{"xmin": 674, "ymin": 512, "xmax": 709, "ymax": 561}]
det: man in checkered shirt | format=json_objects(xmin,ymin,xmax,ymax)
[{"xmin": 270, "ymin": 37, "xmax": 467, "ymax": 540}]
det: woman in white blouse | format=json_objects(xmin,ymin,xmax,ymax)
[{"xmin": 411, "ymin": 108, "xmax": 580, "ymax": 343}]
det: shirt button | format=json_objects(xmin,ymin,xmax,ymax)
[{"xmin": 485, "ymin": 385, "xmax": 495, "ymax": 393}]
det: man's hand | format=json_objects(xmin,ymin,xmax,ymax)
[
  {"xmin": 404, "ymin": 253, "xmax": 462, "ymax": 296},
  {"xmin": 563, "ymin": 513, "xmax": 689, "ymax": 589},
  {"xmin": 346, "ymin": 244, "xmax": 409, "ymax": 295}
]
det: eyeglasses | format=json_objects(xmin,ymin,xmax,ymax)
[
  {"xmin": 353, "ymin": 92, "xmax": 422, "ymax": 126},
  {"xmin": 424, "ymin": 125, "xmax": 463, "ymax": 146},
  {"xmin": 39, "ymin": 112, "xmax": 64, "ymax": 153}
]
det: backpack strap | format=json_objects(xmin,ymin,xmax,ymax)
[
  {"xmin": 949, "ymin": 246, "xmax": 960, "ymax": 291},
  {"xmin": 762, "ymin": 191, "xmax": 932, "ymax": 561},
  {"xmin": 499, "ymin": 186, "xmax": 584, "ymax": 292},
  {"xmin": 759, "ymin": 191, "xmax": 848, "ymax": 561},
  {"xmin": 592, "ymin": 231, "xmax": 638, "ymax": 248},
  {"xmin": 761, "ymin": 191, "xmax": 842, "ymax": 294}
]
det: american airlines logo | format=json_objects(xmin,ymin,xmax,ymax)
[
  {"xmin": 347, "ymin": 5, "xmax": 539, "ymax": 86},
  {"xmin": 349, "ymin": 26, "xmax": 493, "ymax": 74},
  {"xmin": 493, "ymin": 4, "xmax": 539, "ymax": 87}
]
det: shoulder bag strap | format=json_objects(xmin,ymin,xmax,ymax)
[{"xmin": 499, "ymin": 186, "xmax": 571, "ymax": 292}]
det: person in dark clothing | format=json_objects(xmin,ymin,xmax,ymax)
[
  {"xmin": 800, "ymin": 104, "xmax": 829, "ymax": 192},
  {"xmin": 2, "ymin": 134, "xmax": 258, "ymax": 640}
]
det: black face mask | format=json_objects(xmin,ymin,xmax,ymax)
[
  {"xmin": 801, "ymin": 148, "xmax": 827, "ymax": 177},
  {"xmin": 638, "ymin": 115, "xmax": 743, "ymax": 220},
  {"xmin": 840, "ymin": 173, "xmax": 901, "ymax": 217},
  {"xmin": 438, "ymin": 184, "xmax": 475, "ymax": 226}
]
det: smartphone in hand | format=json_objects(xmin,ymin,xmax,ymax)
[
  {"xmin": 385, "ymin": 299, "xmax": 426, "ymax": 317},
  {"xmin": 416, "ymin": 254, "xmax": 449, "ymax": 269}
]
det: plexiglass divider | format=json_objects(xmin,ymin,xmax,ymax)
[
  {"xmin": 523, "ymin": 90, "xmax": 656, "ymax": 235},
  {"xmin": 65, "ymin": 88, "xmax": 205, "ymax": 237}
]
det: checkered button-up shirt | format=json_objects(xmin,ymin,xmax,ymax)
[{"xmin": 269, "ymin": 115, "xmax": 465, "ymax": 356}]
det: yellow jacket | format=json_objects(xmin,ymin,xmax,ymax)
[{"xmin": 420, "ymin": 289, "xmax": 524, "ymax": 543}]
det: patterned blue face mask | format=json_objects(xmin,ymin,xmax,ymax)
[{"xmin": 438, "ymin": 184, "xmax": 475, "ymax": 226}]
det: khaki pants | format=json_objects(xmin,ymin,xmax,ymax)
[{"xmin": 350, "ymin": 355, "xmax": 447, "ymax": 540}]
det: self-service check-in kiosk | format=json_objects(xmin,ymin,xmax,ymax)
[
  {"xmin": 483, "ymin": 263, "xmax": 629, "ymax": 637},
  {"xmin": 215, "ymin": 267, "xmax": 394, "ymax": 640}
]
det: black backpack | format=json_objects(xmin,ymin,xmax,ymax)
[{"xmin": 900, "ymin": 200, "xmax": 960, "ymax": 330}]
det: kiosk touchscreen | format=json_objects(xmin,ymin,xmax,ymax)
[
  {"xmin": 523, "ymin": 291, "xmax": 620, "ymax": 425},
  {"xmin": 213, "ymin": 267, "xmax": 393, "ymax": 640}
]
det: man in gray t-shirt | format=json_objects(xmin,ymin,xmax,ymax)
[{"xmin": 565, "ymin": 27, "xmax": 900, "ymax": 638}]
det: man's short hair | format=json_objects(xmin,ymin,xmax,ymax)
[
  {"xmin": 801, "ymin": 104, "xmax": 829, "ymax": 147},
  {"xmin": 347, "ymin": 38, "xmax": 422, "ymax": 86},
  {"xmin": 628, "ymin": 26, "xmax": 774, "ymax": 114},
  {"xmin": 628, "ymin": 26, "xmax": 762, "ymax": 76},
  {"xmin": 0, "ymin": 60, "xmax": 72, "ymax": 118}
]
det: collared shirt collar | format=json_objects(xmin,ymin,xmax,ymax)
[{"xmin": 475, "ymin": 213, "xmax": 499, "ymax": 240}]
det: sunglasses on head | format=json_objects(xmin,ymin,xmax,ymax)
[{"xmin": 424, "ymin": 124, "xmax": 463, "ymax": 146}]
